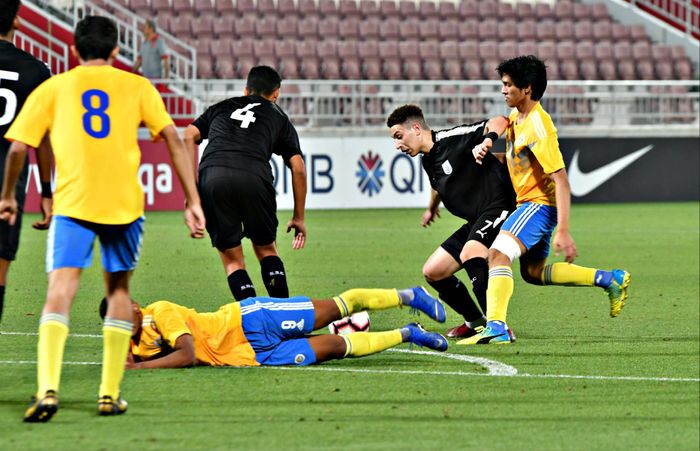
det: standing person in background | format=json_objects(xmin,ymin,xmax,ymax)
[
  {"xmin": 387, "ymin": 105, "xmax": 515, "ymax": 340},
  {"xmin": 461, "ymin": 55, "xmax": 630, "ymax": 345},
  {"xmin": 132, "ymin": 19, "xmax": 169, "ymax": 81},
  {"xmin": 0, "ymin": 16, "xmax": 205, "ymax": 422},
  {"xmin": 0, "ymin": 0, "xmax": 53, "ymax": 323},
  {"xmin": 184, "ymin": 65, "xmax": 307, "ymax": 302}
]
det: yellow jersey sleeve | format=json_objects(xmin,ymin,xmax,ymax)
[
  {"xmin": 150, "ymin": 301, "xmax": 192, "ymax": 348},
  {"xmin": 529, "ymin": 131, "xmax": 565, "ymax": 175},
  {"xmin": 140, "ymin": 81, "xmax": 174, "ymax": 138},
  {"xmin": 4, "ymin": 80, "xmax": 53, "ymax": 148}
]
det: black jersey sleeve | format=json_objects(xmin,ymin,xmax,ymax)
[
  {"xmin": 191, "ymin": 105, "xmax": 214, "ymax": 142},
  {"xmin": 273, "ymin": 118, "xmax": 303, "ymax": 166}
]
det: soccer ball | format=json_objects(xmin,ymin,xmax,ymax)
[{"xmin": 328, "ymin": 311, "xmax": 370, "ymax": 335}]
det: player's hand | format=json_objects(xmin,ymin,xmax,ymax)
[
  {"xmin": 286, "ymin": 217, "xmax": 306, "ymax": 249},
  {"xmin": 184, "ymin": 203, "xmax": 206, "ymax": 238},
  {"xmin": 125, "ymin": 352, "xmax": 138, "ymax": 370},
  {"xmin": 553, "ymin": 230, "xmax": 578, "ymax": 263},
  {"xmin": 32, "ymin": 197, "xmax": 53, "ymax": 230},
  {"xmin": 471, "ymin": 138, "xmax": 493, "ymax": 165},
  {"xmin": 0, "ymin": 198, "xmax": 18, "ymax": 226},
  {"xmin": 421, "ymin": 208, "xmax": 439, "ymax": 227}
]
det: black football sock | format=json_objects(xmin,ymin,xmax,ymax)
[
  {"xmin": 427, "ymin": 275, "xmax": 482, "ymax": 322},
  {"xmin": 260, "ymin": 255, "xmax": 288, "ymax": 298},
  {"xmin": 227, "ymin": 270, "xmax": 256, "ymax": 301},
  {"xmin": 463, "ymin": 257, "xmax": 489, "ymax": 314}
]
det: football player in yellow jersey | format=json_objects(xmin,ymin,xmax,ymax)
[
  {"xmin": 98, "ymin": 287, "xmax": 448, "ymax": 368},
  {"xmin": 461, "ymin": 55, "xmax": 630, "ymax": 345},
  {"xmin": 0, "ymin": 16, "xmax": 205, "ymax": 421}
]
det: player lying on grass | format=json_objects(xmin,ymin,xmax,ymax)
[{"xmin": 98, "ymin": 287, "xmax": 448, "ymax": 370}]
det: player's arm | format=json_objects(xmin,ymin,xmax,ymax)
[
  {"xmin": 0, "ymin": 140, "xmax": 30, "ymax": 225},
  {"xmin": 128, "ymin": 334, "xmax": 196, "ymax": 369},
  {"xmin": 33, "ymin": 134, "xmax": 53, "ymax": 230},
  {"xmin": 421, "ymin": 189, "xmax": 441, "ymax": 227},
  {"xmin": 132, "ymin": 55, "xmax": 142, "ymax": 73},
  {"xmin": 472, "ymin": 115, "xmax": 509, "ymax": 164},
  {"xmin": 286, "ymin": 154, "xmax": 307, "ymax": 249},
  {"xmin": 183, "ymin": 124, "xmax": 201, "ymax": 182},
  {"xmin": 550, "ymin": 168, "xmax": 578, "ymax": 263},
  {"xmin": 160, "ymin": 125, "xmax": 206, "ymax": 238}
]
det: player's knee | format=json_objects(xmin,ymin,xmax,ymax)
[
  {"xmin": 489, "ymin": 234, "xmax": 521, "ymax": 265},
  {"xmin": 422, "ymin": 262, "xmax": 444, "ymax": 282}
]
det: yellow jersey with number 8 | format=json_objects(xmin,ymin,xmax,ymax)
[{"xmin": 5, "ymin": 65, "xmax": 173, "ymax": 224}]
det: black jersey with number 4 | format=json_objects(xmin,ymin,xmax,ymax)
[
  {"xmin": 422, "ymin": 120, "xmax": 515, "ymax": 223},
  {"xmin": 0, "ymin": 41, "xmax": 51, "ymax": 155},
  {"xmin": 193, "ymin": 95, "xmax": 302, "ymax": 184}
]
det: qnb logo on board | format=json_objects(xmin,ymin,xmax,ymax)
[{"xmin": 356, "ymin": 151, "xmax": 385, "ymax": 197}]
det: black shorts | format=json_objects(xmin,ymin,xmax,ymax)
[
  {"xmin": 440, "ymin": 208, "xmax": 511, "ymax": 264},
  {"xmin": 198, "ymin": 166, "xmax": 278, "ymax": 251}
]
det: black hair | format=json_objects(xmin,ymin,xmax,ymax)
[
  {"xmin": 144, "ymin": 19, "xmax": 156, "ymax": 31},
  {"xmin": 386, "ymin": 104, "xmax": 429, "ymax": 129},
  {"xmin": 496, "ymin": 55, "xmax": 548, "ymax": 101},
  {"xmin": 246, "ymin": 65, "xmax": 282, "ymax": 97},
  {"xmin": 74, "ymin": 15, "xmax": 118, "ymax": 61},
  {"xmin": 0, "ymin": 0, "xmax": 21, "ymax": 36},
  {"xmin": 99, "ymin": 297, "xmax": 108, "ymax": 320}
]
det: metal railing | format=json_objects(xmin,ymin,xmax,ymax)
[
  {"xmin": 629, "ymin": 0, "xmax": 700, "ymax": 39},
  {"xmin": 13, "ymin": 20, "xmax": 68, "ymax": 75},
  {"xmin": 155, "ymin": 79, "xmax": 700, "ymax": 134}
]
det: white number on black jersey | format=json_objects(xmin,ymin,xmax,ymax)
[
  {"xmin": 0, "ymin": 70, "xmax": 20, "ymax": 126},
  {"xmin": 230, "ymin": 102, "xmax": 261, "ymax": 129}
]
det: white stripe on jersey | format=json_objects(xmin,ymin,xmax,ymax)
[
  {"xmin": 435, "ymin": 122, "xmax": 485, "ymax": 142},
  {"xmin": 530, "ymin": 110, "xmax": 547, "ymax": 140},
  {"xmin": 240, "ymin": 300, "xmax": 314, "ymax": 315}
]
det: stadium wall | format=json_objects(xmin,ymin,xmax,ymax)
[{"xmin": 22, "ymin": 135, "xmax": 699, "ymax": 213}]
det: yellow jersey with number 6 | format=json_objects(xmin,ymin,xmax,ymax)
[
  {"xmin": 5, "ymin": 65, "xmax": 173, "ymax": 224},
  {"xmin": 505, "ymin": 102, "xmax": 565, "ymax": 206}
]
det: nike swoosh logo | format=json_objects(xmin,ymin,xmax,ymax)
[
  {"xmin": 477, "ymin": 333, "xmax": 508, "ymax": 344},
  {"xmin": 569, "ymin": 145, "xmax": 654, "ymax": 197}
]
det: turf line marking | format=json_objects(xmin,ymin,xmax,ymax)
[
  {"xmin": 1, "ymin": 331, "xmax": 100, "ymax": 338},
  {"xmin": 387, "ymin": 348, "xmax": 518, "ymax": 376}
]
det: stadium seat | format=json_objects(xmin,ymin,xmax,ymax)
[
  {"xmin": 498, "ymin": 20, "xmax": 517, "ymax": 41},
  {"xmin": 457, "ymin": 0, "xmax": 477, "ymax": 20},
  {"xmin": 298, "ymin": 0, "xmax": 320, "ymax": 19},
  {"xmin": 438, "ymin": 19, "xmax": 459, "ymax": 41},
  {"xmin": 191, "ymin": 14, "xmax": 214, "ymax": 39},
  {"xmin": 457, "ymin": 19, "xmax": 478, "ymax": 41},
  {"xmin": 319, "ymin": 0, "xmax": 339, "ymax": 18},
  {"xmin": 317, "ymin": 41, "xmax": 340, "ymax": 79},
  {"xmin": 597, "ymin": 60, "xmax": 617, "ymax": 80},
  {"xmin": 155, "ymin": 13, "xmax": 173, "ymax": 34},
  {"xmin": 255, "ymin": 16, "xmax": 278, "ymax": 39},
  {"xmin": 477, "ymin": 0, "xmax": 497, "ymax": 19},
  {"xmin": 169, "ymin": 16, "xmax": 191, "ymax": 37},
  {"xmin": 651, "ymin": 45, "xmax": 673, "ymax": 79},
  {"xmin": 555, "ymin": 20, "xmax": 574, "ymax": 42},
  {"xmin": 318, "ymin": 16, "xmax": 340, "ymax": 39},
  {"xmin": 579, "ymin": 60, "xmax": 598, "ymax": 80},
  {"xmin": 534, "ymin": 2, "xmax": 554, "ymax": 20},
  {"xmin": 496, "ymin": 2, "xmax": 515, "ymax": 19},
  {"xmin": 479, "ymin": 41, "xmax": 499, "ymax": 78},
  {"xmin": 339, "ymin": 0, "xmax": 360, "ymax": 18},
  {"xmin": 295, "ymin": 40, "xmax": 316, "ymax": 59},
  {"xmin": 130, "ymin": 0, "xmax": 151, "ymax": 17},
  {"xmin": 150, "ymin": 0, "xmax": 169, "ymax": 16},
  {"xmin": 573, "ymin": 2, "xmax": 592, "ymax": 20},
  {"xmin": 553, "ymin": 1, "xmax": 573, "ymax": 21},
  {"xmin": 517, "ymin": 40, "xmax": 537, "ymax": 57},
  {"xmin": 636, "ymin": 61, "xmax": 655, "ymax": 80},
  {"xmin": 196, "ymin": 0, "xmax": 215, "ymax": 16},
  {"xmin": 439, "ymin": 41, "xmax": 462, "ymax": 79},
  {"xmin": 438, "ymin": 1, "xmax": 457, "ymax": 20},
  {"xmin": 359, "ymin": 0, "xmax": 380, "ymax": 18},
  {"xmin": 629, "ymin": 24, "xmax": 650, "ymax": 43},
  {"xmin": 276, "ymin": 16, "xmax": 298, "ymax": 38},
  {"xmin": 545, "ymin": 60, "xmax": 561, "ymax": 80},
  {"xmin": 478, "ymin": 19, "xmax": 498, "ymax": 40},
  {"xmin": 277, "ymin": 0, "xmax": 297, "ymax": 18},
  {"xmin": 171, "ymin": 0, "xmax": 192, "ymax": 16},
  {"xmin": 234, "ymin": 16, "xmax": 256, "ymax": 39},
  {"xmin": 216, "ymin": 59, "xmax": 236, "ymax": 79},
  {"xmin": 419, "ymin": 1, "xmax": 439, "ymax": 18},
  {"xmin": 514, "ymin": 2, "xmax": 534, "ymax": 19},
  {"xmin": 536, "ymin": 41, "xmax": 556, "ymax": 63},
  {"xmin": 378, "ymin": 41, "xmax": 401, "ymax": 79},
  {"xmin": 575, "ymin": 41, "xmax": 595, "ymax": 61},
  {"xmin": 362, "ymin": 57, "xmax": 383, "ymax": 80},
  {"xmin": 611, "ymin": 23, "xmax": 630, "ymax": 41},
  {"xmin": 235, "ymin": 0, "xmax": 257, "ymax": 18},
  {"xmin": 212, "ymin": 16, "xmax": 234, "ymax": 38},
  {"xmin": 399, "ymin": 18, "xmax": 421, "ymax": 40},
  {"xmin": 497, "ymin": 41, "xmax": 517, "ymax": 60},
  {"xmin": 297, "ymin": 16, "xmax": 319, "ymax": 40},
  {"xmin": 358, "ymin": 17, "xmax": 381, "ymax": 40},
  {"xmin": 536, "ymin": 20, "xmax": 556, "ymax": 41},
  {"xmin": 196, "ymin": 54, "xmax": 214, "ymax": 78},
  {"xmin": 592, "ymin": 21, "xmax": 612, "ymax": 42},
  {"xmin": 517, "ymin": 19, "xmax": 537, "ymax": 40},
  {"xmin": 379, "ymin": 17, "xmax": 400, "ymax": 40},
  {"xmin": 215, "ymin": 0, "xmax": 234, "ymax": 15},
  {"xmin": 559, "ymin": 59, "xmax": 580, "ymax": 80},
  {"xmin": 419, "ymin": 19, "xmax": 439, "ymax": 41},
  {"xmin": 573, "ymin": 21, "xmax": 592, "ymax": 42},
  {"xmin": 399, "ymin": 0, "xmax": 418, "ymax": 19},
  {"xmin": 257, "ymin": 0, "xmax": 276, "ymax": 17},
  {"xmin": 591, "ymin": 3, "xmax": 610, "ymax": 21},
  {"xmin": 338, "ymin": 17, "xmax": 360, "ymax": 40},
  {"xmin": 256, "ymin": 39, "xmax": 277, "ymax": 65},
  {"xmin": 419, "ymin": 41, "xmax": 441, "ymax": 79},
  {"xmin": 379, "ymin": 0, "xmax": 398, "ymax": 19},
  {"xmin": 342, "ymin": 58, "xmax": 362, "ymax": 79}
]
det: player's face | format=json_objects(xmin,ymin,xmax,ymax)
[
  {"xmin": 390, "ymin": 123, "xmax": 421, "ymax": 157},
  {"xmin": 501, "ymin": 74, "xmax": 528, "ymax": 109}
]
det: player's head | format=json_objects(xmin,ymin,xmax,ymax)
[
  {"xmin": 73, "ymin": 15, "xmax": 119, "ymax": 62},
  {"xmin": 245, "ymin": 65, "xmax": 282, "ymax": 100},
  {"xmin": 99, "ymin": 297, "xmax": 142, "ymax": 336},
  {"xmin": 0, "ymin": 0, "xmax": 21, "ymax": 37},
  {"xmin": 497, "ymin": 55, "xmax": 547, "ymax": 106},
  {"xmin": 387, "ymin": 104, "xmax": 430, "ymax": 157},
  {"xmin": 143, "ymin": 19, "xmax": 156, "ymax": 37}
]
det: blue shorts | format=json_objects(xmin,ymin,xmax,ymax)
[
  {"xmin": 240, "ymin": 296, "xmax": 317, "ymax": 366},
  {"xmin": 501, "ymin": 202, "xmax": 558, "ymax": 260},
  {"xmin": 46, "ymin": 215, "xmax": 145, "ymax": 273}
]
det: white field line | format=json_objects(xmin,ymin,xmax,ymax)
[{"xmin": 2, "ymin": 332, "xmax": 698, "ymax": 383}]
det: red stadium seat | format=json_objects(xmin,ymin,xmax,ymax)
[
  {"xmin": 233, "ymin": 16, "xmax": 256, "ymax": 39},
  {"xmin": 517, "ymin": 20, "xmax": 537, "ymax": 40},
  {"xmin": 235, "ymin": 0, "xmax": 256, "ymax": 18},
  {"xmin": 592, "ymin": 21, "xmax": 612, "ymax": 42},
  {"xmin": 319, "ymin": 0, "xmax": 339, "ymax": 18},
  {"xmin": 150, "ymin": 0, "xmax": 169, "ymax": 15},
  {"xmin": 378, "ymin": 41, "xmax": 401, "ymax": 80},
  {"xmin": 255, "ymin": 16, "xmax": 278, "ymax": 39},
  {"xmin": 591, "ymin": 3, "xmax": 610, "ymax": 21},
  {"xmin": 611, "ymin": 23, "xmax": 630, "ymax": 41},
  {"xmin": 579, "ymin": 60, "xmax": 598, "ymax": 80},
  {"xmin": 497, "ymin": 2, "xmax": 515, "ymax": 19},
  {"xmin": 276, "ymin": 16, "xmax": 298, "ymax": 38},
  {"xmin": 301, "ymin": 58, "xmax": 321, "ymax": 79},
  {"xmin": 196, "ymin": 0, "xmax": 214, "ymax": 16},
  {"xmin": 534, "ymin": 2, "xmax": 553, "ymax": 20},
  {"xmin": 399, "ymin": 0, "xmax": 417, "ymax": 19},
  {"xmin": 555, "ymin": 20, "xmax": 574, "ymax": 42},
  {"xmin": 279, "ymin": 57, "xmax": 301, "ymax": 79},
  {"xmin": 515, "ymin": 2, "xmax": 534, "ymax": 19},
  {"xmin": 191, "ymin": 14, "xmax": 214, "ymax": 39},
  {"xmin": 256, "ymin": 39, "xmax": 277, "ymax": 64},
  {"xmin": 419, "ymin": 1, "xmax": 439, "ymax": 18},
  {"xmin": 339, "ymin": 0, "xmax": 361, "ymax": 18},
  {"xmin": 438, "ymin": 1, "xmax": 457, "ymax": 20},
  {"xmin": 553, "ymin": 1, "xmax": 573, "ymax": 21},
  {"xmin": 536, "ymin": 20, "xmax": 556, "ymax": 41},
  {"xmin": 517, "ymin": 40, "xmax": 537, "ymax": 57},
  {"xmin": 358, "ymin": 17, "xmax": 381, "ymax": 40},
  {"xmin": 379, "ymin": 17, "xmax": 400, "ymax": 40},
  {"xmin": 342, "ymin": 58, "xmax": 362, "ymax": 79},
  {"xmin": 438, "ymin": 19, "xmax": 459, "ymax": 41},
  {"xmin": 597, "ymin": 60, "xmax": 617, "ymax": 80},
  {"xmin": 575, "ymin": 41, "xmax": 595, "ymax": 61},
  {"xmin": 297, "ymin": 16, "xmax": 319, "ymax": 40},
  {"xmin": 277, "ymin": 0, "xmax": 297, "ymax": 17},
  {"xmin": 216, "ymin": 59, "xmax": 236, "ymax": 79},
  {"xmin": 419, "ymin": 19, "xmax": 439, "ymax": 40},
  {"xmin": 574, "ymin": 21, "xmax": 592, "ymax": 43},
  {"xmin": 298, "ymin": 0, "xmax": 320, "ymax": 19},
  {"xmin": 171, "ymin": 0, "xmax": 192, "ymax": 16},
  {"xmin": 497, "ymin": 41, "xmax": 517, "ymax": 60},
  {"xmin": 439, "ymin": 41, "xmax": 461, "ymax": 79},
  {"xmin": 169, "ymin": 16, "xmax": 191, "ymax": 37},
  {"xmin": 130, "ymin": 0, "xmax": 151, "ymax": 17},
  {"xmin": 559, "ymin": 60, "xmax": 580, "ymax": 80},
  {"xmin": 478, "ymin": 19, "xmax": 498, "ymax": 40},
  {"xmin": 457, "ymin": 19, "xmax": 478, "ymax": 41},
  {"xmin": 197, "ymin": 55, "xmax": 214, "ymax": 78},
  {"xmin": 338, "ymin": 17, "xmax": 360, "ymax": 40},
  {"xmin": 257, "ymin": 0, "xmax": 276, "ymax": 17},
  {"xmin": 629, "ymin": 24, "xmax": 650, "ymax": 43},
  {"xmin": 359, "ymin": 0, "xmax": 380, "ymax": 18},
  {"xmin": 379, "ymin": 0, "xmax": 398, "ymax": 19},
  {"xmin": 215, "ymin": 0, "xmax": 234, "ymax": 15},
  {"xmin": 498, "ymin": 20, "xmax": 517, "ymax": 41},
  {"xmin": 458, "ymin": 0, "xmax": 477, "ymax": 20},
  {"xmin": 399, "ymin": 18, "xmax": 420, "ymax": 40},
  {"xmin": 536, "ymin": 41, "xmax": 556, "ymax": 63},
  {"xmin": 477, "ymin": 0, "xmax": 497, "ymax": 19},
  {"xmin": 317, "ymin": 16, "xmax": 340, "ymax": 39}
]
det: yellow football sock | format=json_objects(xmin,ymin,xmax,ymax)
[
  {"xmin": 99, "ymin": 318, "xmax": 133, "ymax": 400},
  {"xmin": 342, "ymin": 330, "xmax": 403, "ymax": 357},
  {"xmin": 542, "ymin": 263, "xmax": 596, "ymax": 286},
  {"xmin": 37, "ymin": 313, "xmax": 69, "ymax": 396},
  {"xmin": 333, "ymin": 288, "xmax": 401, "ymax": 317},
  {"xmin": 486, "ymin": 266, "xmax": 514, "ymax": 323}
]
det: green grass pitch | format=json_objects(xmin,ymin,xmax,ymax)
[{"xmin": 1, "ymin": 203, "xmax": 698, "ymax": 450}]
